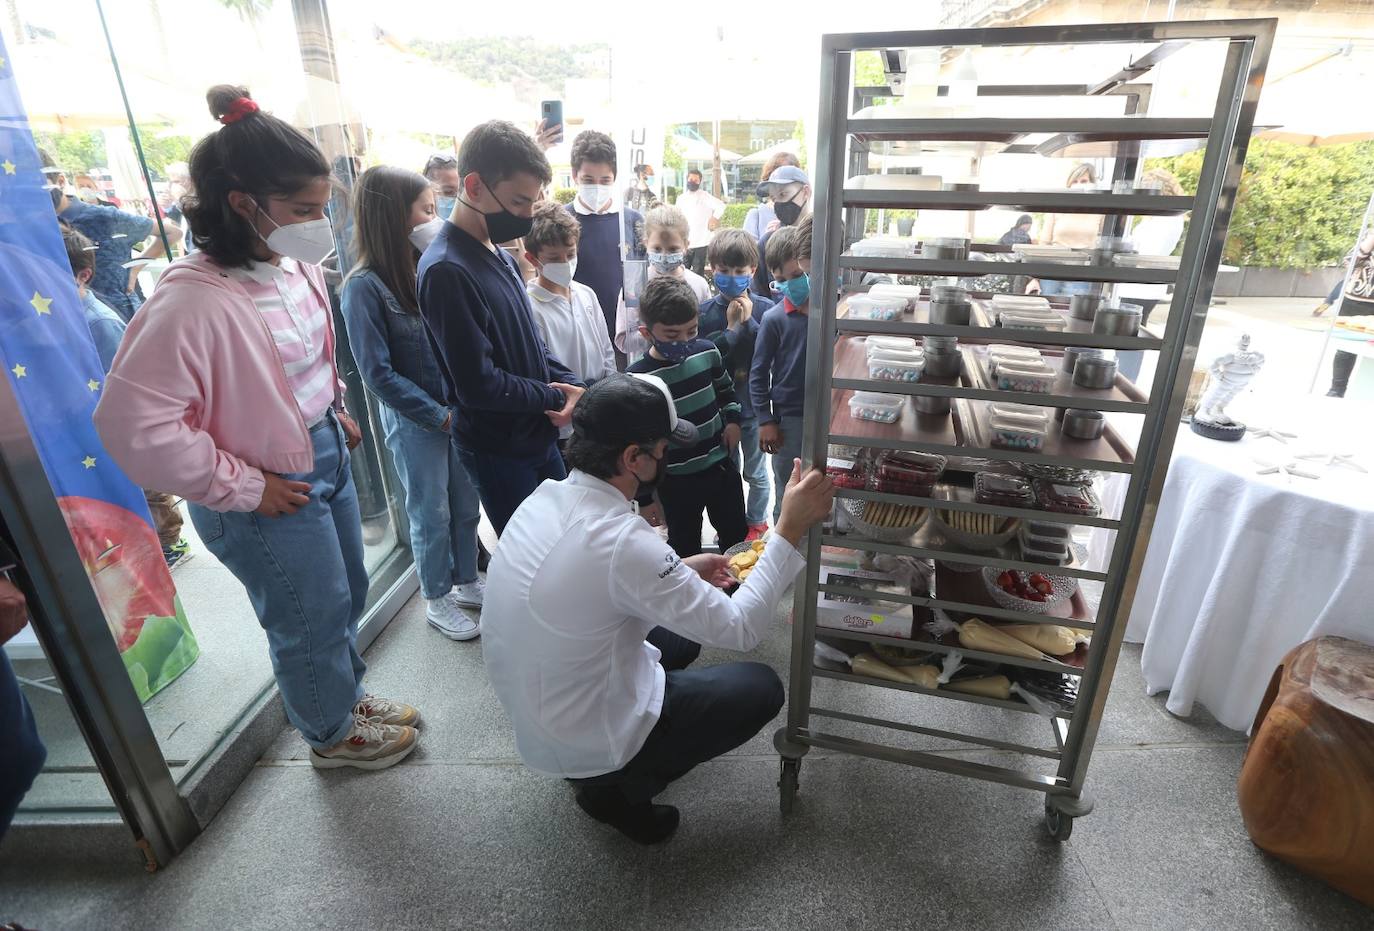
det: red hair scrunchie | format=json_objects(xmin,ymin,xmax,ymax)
[{"xmin": 219, "ymin": 97, "xmax": 259, "ymax": 125}]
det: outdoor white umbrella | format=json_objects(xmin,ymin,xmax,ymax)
[
  {"xmin": 735, "ymin": 140, "xmax": 801, "ymax": 166},
  {"xmin": 671, "ymin": 134, "xmax": 742, "ymax": 163}
]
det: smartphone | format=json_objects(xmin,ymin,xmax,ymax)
[{"xmin": 540, "ymin": 100, "xmax": 564, "ymax": 144}]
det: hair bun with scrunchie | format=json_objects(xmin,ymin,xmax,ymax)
[{"xmin": 206, "ymin": 83, "xmax": 260, "ymax": 126}]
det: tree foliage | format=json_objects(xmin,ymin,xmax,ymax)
[
  {"xmin": 34, "ymin": 127, "xmax": 194, "ymax": 180},
  {"xmin": 412, "ymin": 36, "xmax": 608, "ymax": 92},
  {"xmin": 1148, "ymin": 140, "xmax": 1374, "ymax": 268}
]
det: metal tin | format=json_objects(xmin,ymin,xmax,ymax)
[
  {"xmin": 913, "ymin": 393, "xmax": 952, "ymax": 415},
  {"xmin": 922, "ymin": 242, "xmax": 968, "ymax": 260},
  {"xmin": 1062, "ymin": 408, "xmax": 1106, "ymax": 439},
  {"xmin": 1073, "ymin": 356, "xmax": 1119, "ymax": 389},
  {"xmin": 929, "ymin": 299, "xmax": 972, "ymax": 325},
  {"xmin": 922, "ymin": 335, "xmax": 958, "ymax": 352},
  {"xmin": 1092, "ymin": 303, "xmax": 1143, "ymax": 336},
  {"xmin": 923, "ymin": 350, "xmax": 962, "ymax": 378},
  {"xmin": 1061, "ymin": 345, "xmax": 1104, "ymax": 374},
  {"xmin": 930, "ymin": 284, "xmax": 967, "ymax": 303},
  {"xmin": 1069, "ymin": 291, "xmax": 1103, "ymax": 321}
]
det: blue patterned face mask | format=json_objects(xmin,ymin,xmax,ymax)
[
  {"xmin": 649, "ymin": 252, "xmax": 685, "ymax": 273},
  {"xmin": 652, "ymin": 338, "xmax": 694, "ymax": 364}
]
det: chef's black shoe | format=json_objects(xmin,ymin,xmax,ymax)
[{"xmin": 574, "ymin": 786, "xmax": 680, "ymax": 845}]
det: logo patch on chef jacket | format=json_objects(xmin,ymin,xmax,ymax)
[{"xmin": 658, "ymin": 551, "xmax": 682, "ymax": 579}]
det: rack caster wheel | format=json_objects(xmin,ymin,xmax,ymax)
[
  {"xmin": 1044, "ymin": 804, "xmax": 1074, "ymax": 842},
  {"xmin": 778, "ymin": 758, "xmax": 801, "ymax": 815}
]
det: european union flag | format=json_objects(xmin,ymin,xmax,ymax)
[{"xmin": 0, "ymin": 34, "xmax": 197, "ymax": 700}]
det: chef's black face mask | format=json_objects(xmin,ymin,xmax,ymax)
[{"xmin": 633, "ymin": 445, "xmax": 666, "ymax": 494}]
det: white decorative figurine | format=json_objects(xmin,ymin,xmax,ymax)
[{"xmin": 1192, "ymin": 333, "xmax": 1265, "ymax": 441}]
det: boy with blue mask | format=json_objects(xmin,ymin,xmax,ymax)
[
  {"xmin": 699, "ymin": 228, "xmax": 775, "ymax": 540},
  {"xmin": 627, "ymin": 275, "xmax": 748, "ymax": 557},
  {"xmin": 750, "ymin": 219, "xmax": 813, "ymax": 525}
]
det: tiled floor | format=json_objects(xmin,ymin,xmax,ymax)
[{"xmin": 2, "ymin": 592, "xmax": 1368, "ymax": 931}]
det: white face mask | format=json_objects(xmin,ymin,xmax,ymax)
[
  {"xmin": 255, "ymin": 205, "xmax": 335, "ymax": 265},
  {"xmin": 408, "ymin": 217, "xmax": 445, "ymax": 252},
  {"xmin": 540, "ymin": 258, "xmax": 577, "ymax": 287},
  {"xmin": 577, "ymin": 183, "xmax": 614, "ymax": 214}
]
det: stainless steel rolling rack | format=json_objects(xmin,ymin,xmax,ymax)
[{"xmin": 775, "ymin": 19, "xmax": 1275, "ymax": 839}]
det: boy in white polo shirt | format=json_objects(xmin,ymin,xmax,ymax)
[{"xmin": 526, "ymin": 202, "xmax": 617, "ymax": 452}]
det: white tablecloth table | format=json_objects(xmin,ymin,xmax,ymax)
[{"xmin": 1111, "ymin": 395, "xmax": 1374, "ymax": 731}]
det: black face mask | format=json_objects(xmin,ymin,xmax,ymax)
[
  {"xmin": 634, "ymin": 446, "xmax": 666, "ymax": 496},
  {"xmin": 774, "ymin": 196, "xmax": 804, "ymax": 227},
  {"xmin": 463, "ymin": 177, "xmax": 533, "ymax": 243},
  {"xmin": 686, "ymin": 181, "xmax": 700, "ymax": 192}
]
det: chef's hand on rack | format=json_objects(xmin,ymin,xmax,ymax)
[
  {"xmin": 759, "ymin": 422, "xmax": 783, "ymax": 454},
  {"xmin": 0, "ymin": 577, "xmax": 28, "ymax": 646},
  {"xmin": 546, "ymin": 383, "xmax": 585, "ymax": 428},
  {"xmin": 773, "ymin": 459, "xmax": 835, "ymax": 548},
  {"xmin": 723, "ymin": 422, "xmax": 741, "ymax": 453},
  {"xmin": 684, "ymin": 553, "xmax": 735, "ymax": 590}
]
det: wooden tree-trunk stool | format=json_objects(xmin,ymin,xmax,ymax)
[{"xmin": 1238, "ymin": 636, "xmax": 1374, "ymax": 907}]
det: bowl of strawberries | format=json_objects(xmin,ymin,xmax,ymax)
[{"xmin": 981, "ymin": 566, "xmax": 1077, "ymax": 615}]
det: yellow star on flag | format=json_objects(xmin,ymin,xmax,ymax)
[
  {"xmin": 87, "ymin": 379, "xmax": 101, "ymax": 392},
  {"xmin": 11, "ymin": 364, "xmax": 26, "ymax": 378},
  {"xmin": 1, "ymin": 160, "xmax": 15, "ymax": 176},
  {"xmin": 81, "ymin": 456, "xmax": 97, "ymax": 470},
  {"xmin": 29, "ymin": 292, "xmax": 52, "ymax": 315},
  {"xmin": 0, "ymin": 56, "xmax": 7, "ymax": 70}
]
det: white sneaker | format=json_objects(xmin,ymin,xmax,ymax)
[
  {"xmin": 309, "ymin": 715, "xmax": 418, "ymax": 770},
  {"xmin": 426, "ymin": 596, "xmax": 480, "ymax": 641},
  {"xmin": 448, "ymin": 579, "xmax": 486, "ymax": 609}
]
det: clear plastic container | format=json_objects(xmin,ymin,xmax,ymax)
[
  {"xmin": 974, "ymin": 472, "xmax": 1035, "ymax": 508},
  {"xmin": 1025, "ymin": 519, "xmax": 1071, "ymax": 541},
  {"xmin": 872, "ymin": 451, "xmax": 947, "ymax": 497},
  {"xmin": 1033, "ymin": 479, "xmax": 1103, "ymax": 516},
  {"xmin": 825, "ymin": 454, "xmax": 869, "ymax": 490},
  {"xmin": 991, "ymin": 294, "xmax": 1050, "ymax": 312},
  {"xmin": 867, "ymin": 284, "xmax": 923, "ymax": 310},
  {"xmin": 996, "ymin": 362, "xmax": 1056, "ymax": 394},
  {"xmin": 847, "ymin": 295, "xmax": 907, "ymax": 322},
  {"xmin": 848, "ymin": 391, "xmax": 904, "ymax": 424},
  {"xmin": 1000, "ymin": 312, "xmax": 1067, "ymax": 332},
  {"xmin": 868, "ymin": 353, "xmax": 926, "ymax": 382},
  {"xmin": 866, "ymin": 335, "xmax": 918, "ymax": 356},
  {"xmin": 989, "ymin": 403, "xmax": 1052, "ymax": 451},
  {"xmin": 1020, "ymin": 533, "xmax": 1071, "ymax": 565}
]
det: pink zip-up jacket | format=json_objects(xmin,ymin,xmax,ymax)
[{"xmin": 94, "ymin": 251, "xmax": 343, "ymax": 513}]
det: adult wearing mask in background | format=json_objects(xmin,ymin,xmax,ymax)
[
  {"xmin": 423, "ymin": 153, "xmax": 461, "ymax": 221},
  {"xmin": 751, "ymin": 165, "xmax": 811, "ymax": 299},
  {"xmin": 744, "ymin": 151, "xmax": 801, "ymax": 242},
  {"xmin": 418, "ymin": 120, "xmax": 585, "ymax": 535},
  {"xmin": 41, "ymin": 151, "xmax": 183, "ymax": 322},
  {"xmin": 482, "ymin": 373, "xmax": 835, "ymax": 844},
  {"xmin": 677, "ymin": 168, "xmax": 724, "ymax": 278},
  {"xmin": 342, "ymin": 167, "xmax": 486, "ymax": 642},
  {"xmin": 1117, "ymin": 168, "xmax": 1188, "ymax": 382},
  {"xmin": 1027, "ymin": 163, "xmax": 1102, "ymax": 298},
  {"xmin": 567, "ymin": 130, "xmax": 646, "ymax": 371},
  {"xmin": 625, "ymin": 163, "xmax": 659, "ymax": 215}
]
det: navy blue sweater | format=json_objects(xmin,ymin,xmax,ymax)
[
  {"xmin": 749, "ymin": 302, "xmax": 810, "ymax": 424},
  {"xmin": 417, "ymin": 221, "xmax": 581, "ymax": 458},
  {"xmin": 567, "ymin": 206, "xmax": 644, "ymax": 338},
  {"xmin": 699, "ymin": 292, "xmax": 773, "ymax": 421}
]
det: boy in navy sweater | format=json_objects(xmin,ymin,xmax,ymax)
[
  {"xmin": 698, "ymin": 228, "xmax": 775, "ymax": 539},
  {"xmin": 750, "ymin": 220, "xmax": 812, "ymax": 525},
  {"xmin": 629, "ymin": 276, "xmax": 747, "ymax": 557},
  {"xmin": 418, "ymin": 120, "xmax": 585, "ymax": 535},
  {"xmin": 566, "ymin": 130, "xmax": 645, "ymax": 371}
]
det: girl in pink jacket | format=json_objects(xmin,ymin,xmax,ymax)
[{"xmin": 94, "ymin": 84, "xmax": 421, "ymax": 771}]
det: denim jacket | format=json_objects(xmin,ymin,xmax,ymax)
[{"xmin": 340, "ymin": 268, "xmax": 450, "ymax": 431}]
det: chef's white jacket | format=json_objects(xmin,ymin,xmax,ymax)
[{"xmin": 481, "ymin": 470, "xmax": 806, "ymax": 778}]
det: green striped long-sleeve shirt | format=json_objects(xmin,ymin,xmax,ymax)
[{"xmin": 627, "ymin": 340, "xmax": 742, "ymax": 476}]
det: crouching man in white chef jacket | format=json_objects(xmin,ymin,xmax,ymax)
[{"xmin": 481, "ymin": 373, "xmax": 834, "ymax": 844}]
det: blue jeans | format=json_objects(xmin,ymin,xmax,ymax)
[
  {"xmin": 729, "ymin": 417, "xmax": 771, "ymax": 526},
  {"xmin": 768, "ymin": 414, "xmax": 806, "ymax": 525},
  {"xmin": 379, "ymin": 405, "xmax": 480, "ymax": 599},
  {"xmin": 0, "ymin": 650, "xmax": 46, "ymax": 838},
  {"xmin": 188, "ymin": 413, "xmax": 369, "ymax": 750},
  {"xmin": 1039, "ymin": 279, "xmax": 1093, "ymax": 297},
  {"xmin": 458, "ymin": 442, "xmax": 567, "ymax": 536}
]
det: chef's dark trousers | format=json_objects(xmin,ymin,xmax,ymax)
[
  {"xmin": 571, "ymin": 626, "xmax": 784, "ymax": 804},
  {"xmin": 0, "ymin": 651, "xmax": 46, "ymax": 839}
]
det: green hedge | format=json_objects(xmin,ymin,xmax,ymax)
[
  {"xmin": 720, "ymin": 203, "xmax": 753, "ymax": 228},
  {"xmin": 551, "ymin": 187, "xmax": 576, "ymax": 205},
  {"xmin": 1148, "ymin": 140, "xmax": 1374, "ymax": 268}
]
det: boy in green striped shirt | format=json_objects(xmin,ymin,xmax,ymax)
[{"xmin": 628, "ymin": 275, "xmax": 748, "ymax": 557}]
